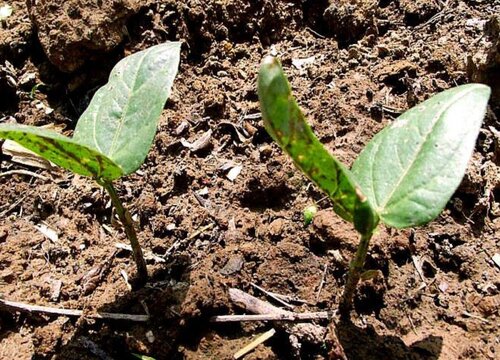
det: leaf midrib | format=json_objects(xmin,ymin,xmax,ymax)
[
  {"xmin": 91, "ymin": 92, "xmax": 105, "ymax": 154},
  {"xmin": 377, "ymin": 86, "xmax": 477, "ymax": 214},
  {"xmin": 383, "ymin": 132, "xmax": 468, "ymax": 213},
  {"xmin": 107, "ymin": 49, "xmax": 149, "ymax": 158}
]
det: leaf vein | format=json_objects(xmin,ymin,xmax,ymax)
[
  {"xmin": 379, "ymin": 87, "xmax": 477, "ymax": 211},
  {"xmin": 108, "ymin": 50, "xmax": 149, "ymax": 157}
]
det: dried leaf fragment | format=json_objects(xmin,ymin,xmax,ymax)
[
  {"xmin": 34, "ymin": 222, "xmax": 59, "ymax": 243},
  {"xmin": 226, "ymin": 164, "xmax": 242, "ymax": 181},
  {"xmin": 181, "ymin": 129, "xmax": 212, "ymax": 152},
  {"xmin": 493, "ymin": 253, "xmax": 500, "ymax": 270},
  {"xmin": 292, "ymin": 56, "xmax": 315, "ymax": 70},
  {"xmin": 2, "ymin": 140, "xmax": 55, "ymax": 170}
]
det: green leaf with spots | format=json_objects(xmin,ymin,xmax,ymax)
[
  {"xmin": 258, "ymin": 56, "xmax": 379, "ymax": 235},
  {"xmin": 352, "ymin": 84, "xmax": 491, "ymax": 228},
  {"xmin": 73, "ymin": 42, "xmax": 181, "ymax": 175},
  {"xmin": 0, "ymin": 124, "xmax": 123, "ymax": 179}
]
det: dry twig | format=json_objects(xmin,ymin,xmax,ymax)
[
  {"xmin": 316, "ymin": 263, "xmax": 328, "ymax": 302},
  {"xmin": 227, "ymin": 288, "xmax": 328, "ymax": 350},
  {"xmin": 163, "ymin": 223, "xmax": 214, "ymax": 259},
  {"xmin": 211, "ymin": 312, "xmax": 330, "ymax": 322},
  {"xmin": 266, "ymin": 290, "xmax": 308, "ymax": 305},
  {"xmin": 234, "ymin": 328, "xmax": 276, "ymax": 359},
  {"xmin": 462, "ymin": 311, "xmax": 490, "ymax": 324},
  {"xmin": 0, "ymin": 193, "xmax": 29, "ymax": 217},
  {"xmin": 411, "ymin": 255, "xmax": 427, "ymax": 284},
  {"xmin": 0, "ymin": 298, "xmax": 149, "ymax": 322},
  {"xmin": 250, "ymin": 282, "xmax": 294, "ymax": 309},
  {"xmin": 0, "ymin": 169, "xmax": 49, "ymax": 181}
]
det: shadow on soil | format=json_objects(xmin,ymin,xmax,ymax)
[
  {"xmin": 36, "ymin": 255, "xmax": 193, "ymax": 360},
  {"xmin": 57, "ymin": 261, "xmax": 190, "ymax": 359},
  {"xmin": 335, "ymin": 319, "xmax": 443, "ymax": 360}
]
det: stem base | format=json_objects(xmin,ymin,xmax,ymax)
[
  {"xmin": 339, "ymin": 233, "xmax": 372, "ymax": 317},
  {"xmin": 100, "ymin": 180, "xmax": 148, "ymax": 283}
]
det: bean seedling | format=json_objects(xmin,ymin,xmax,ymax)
[
  {"xmin": 0, "ymin": 42, "xmax": 181, "ymax": 283},
  {"xmin": 258, "ymin": 56, "xmax": 490, "ymax": 316}
]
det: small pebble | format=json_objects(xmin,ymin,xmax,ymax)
[
  {"xmin": 146, "ymin": 330, "xmax": 155, "ymax": 343},
  {"xmin": 175, "ymin": 121, "xmax": 190, "ymax": 136},
  {"xmin": 220, "ymin": 254, "xmax": 244, "ymax": 275}
]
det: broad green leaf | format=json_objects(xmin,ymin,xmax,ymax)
[
  {"xmin": 258, "ymin": 56, "xmax": 378, "ymax": 234},
  {"xmin": 73, "ymin": 42, "xmax": 181, "ymax": 175},
  {"xmin": 0, "ymin": 124, "xmax": 123, "ymax": 179},
  {"xmin": 352, "ymin": 84, "xmax": 491, "ymax": 228}
]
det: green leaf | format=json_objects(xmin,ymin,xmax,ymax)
[
  {"xmin": 73, "ymin": 42, "xmax": 181, "ymax": 175},
  {"xmin": 0, "ymin": 124, "xmax": 123, "ymax": 179},
  {"xmin": 132, "ymin": 354, "xmax": 155, "ymax": 360},
  {"xmin": 352, "ymin": 84, "xmax": 491, "ymax": 228},
  {"xmin": 258, "ymin": 56, "xmax": 378, "ymax": 234}
]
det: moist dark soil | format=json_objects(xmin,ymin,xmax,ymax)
[{"xmin": 1, "ymin": 1, "xmax": 499, "ymax": 359}]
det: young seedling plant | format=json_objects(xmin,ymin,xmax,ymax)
[
  {"xmin": 257, "ymin": 56, "xmax": 491, "ymax": 316},
  {"xmin": 0, "ymin": 42, "xmax": 181, "ymax": 284}
]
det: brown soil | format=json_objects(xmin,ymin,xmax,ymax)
[{"xmin": 1, "ymin": 1, "xmax": 499, "ymax": 359}]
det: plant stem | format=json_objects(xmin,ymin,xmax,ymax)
[
  {"xmin": 339, "ymin": 232, "xmax": 372, "ymax": 317},
  {"xmin": 100, "ymin": 180, "xmax": 148, "ymax": 283}
]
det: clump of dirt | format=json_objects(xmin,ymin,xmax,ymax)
[
  {"xmin": 27, "ymin": 0, "xmax": 141, "ymax": 72},
  {"xmin": 323, "ymin": 0, "xmax": 378, "ymax": 46},
  {"xmin": 467, "ymin": 14, "xmax": 500, "ymax": 111},
  {"xmin": 0, "ymin": 1, "xmax": 33, "ymax": 63},
  {"xmin": 399, "ymin": 0, "xmax": 441, "ymax": 26}
]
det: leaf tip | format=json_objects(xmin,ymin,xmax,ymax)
[
  {"xmin": 262, "ymin": 55, "xmax": 278, "ymax": 66},
  {"xmin": 259, "ymin": 56, "xmax": 282, "ymax": 80},
  {"xmin": 460, "ymin": 83, "xmax": 491, "ymax": 101}
]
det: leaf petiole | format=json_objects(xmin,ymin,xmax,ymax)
[{"xmin": 99, "ymin": 179, "xmax": 148, "ymax": 283}]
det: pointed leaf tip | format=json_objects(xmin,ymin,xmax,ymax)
[
  {"xmin": 73, "ymin": 42, "xmax": 181, "ymax": 175},
  {"xmin": 258, "ymin": 57, "xmax": 378, "ymax": 234},
  {"xmin": 352, "ymin": 83, "xmax": 491, "ymax": 228}
]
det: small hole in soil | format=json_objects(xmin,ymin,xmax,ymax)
[
  {"xmin": 252, "ymin": 127, "xmax": 273, "ymax": 145},
  {"xmin": 240, "ymin": 184, "xmax": 291, "ymax": 208},
  {"xmin": 365, "ymin": 248, "xmax": 389, "ymax": 277},
  {"xmin": 34, "ymin": 199, "xmax": 55, "ymax": 221},
  {"xmin": 336, "ymin": 127, "xmax": 351, "ymax": 138},
  {"xmin": 422, "ymin": 260, "xmax": 437, "ymax": 278},
  {"xmin": 172, "ymin": 168, "xmax": 195, "ymax": 195},
  {"xmin": 239, "ymin": 171, "xmax": 293, "ymax": 209},
  {"xmin": 426, "ymin": 59, "xmax": 446, "ymax": 73},
  {"xmin": 493, "ymin": 187, "xmax": 500, "ymax": 203},
  {"xmin": 308, "ymin": 238, "xmax": 330, "ymax": 256},
  {"xmin": 354, "ymin": 280, "xmax": 385, "ymax": 315},
  {"xmin": 448, "ymin": 192, "xmax": 480, "ymax": 221},
  {"xmin": 391, "ymin": 246, "xmax": 411, "ymax": 266}
]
